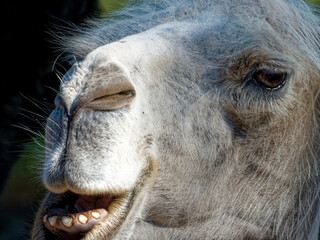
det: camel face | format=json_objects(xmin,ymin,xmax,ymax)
[{"xmin": 32, "ymin": 1, "xmax": 320, "ymax": 239}]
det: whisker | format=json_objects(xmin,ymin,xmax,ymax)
[{"xmin": 12, "ymin": 124, "xmax": 45, "ymax": 140}]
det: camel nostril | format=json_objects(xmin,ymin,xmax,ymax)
[
  {"xmin": 66, "ymin": 63, "xmax": 136, "ymax": 114},
  {"xmin": 85, "ymin": 89, "xmax": 136, "ymax": 111}
]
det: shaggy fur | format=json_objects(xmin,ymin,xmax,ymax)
[{"xmin": 32, "ymin": 0, "xmax": 320, "ymax": 239}]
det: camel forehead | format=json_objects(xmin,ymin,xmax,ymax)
[
  {"xmin": 88, "ymin": 32, "xmax": 171, "ymax": 68},
  {"xmin": 62, "ymin": 0, "xmax": 318, "ymax": 71},
  {"xmin": 64, "ymin": 24, "xmax": 187, "ymax": 83},
  {"xmin": 62, "ymin": 14, "xmax": 266, "ymax": 80}
]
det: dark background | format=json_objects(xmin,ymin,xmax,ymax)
[
  {"xmin": 0, "ymin": 0, "xmax": 98, "ymax": 194},
  {"xmin": 0, "ymin": 0, "xmax": 130, "ymax": 238},
  {"xmin": 0, "ymin": 1, "xmax": 99, "ymax": 238},
  {"xmin": 0, "ymin": 0, "xmax": 131, "ymax": 237}
]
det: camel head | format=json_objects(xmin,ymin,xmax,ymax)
[{"xmin": 32, "ymin": 0, "xmax": 320, "ymax": 239}]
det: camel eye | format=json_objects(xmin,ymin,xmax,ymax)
[{"xmin": 252, "ymin": 69, "xmax": 287, "ymax": 90}]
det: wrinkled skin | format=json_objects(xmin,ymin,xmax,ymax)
[{"xmin": 32, "ymin": 0, "xmax": 320, "ymax": 239}]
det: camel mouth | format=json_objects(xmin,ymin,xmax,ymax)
[
  {"xmin": 42, "ymin": 191, "xmax": 133, "ymax": 240},
  {"xmin": 37, "ymin": 156, "xmax": 157, "ymax": 240}
]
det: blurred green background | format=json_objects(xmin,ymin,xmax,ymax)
[
  {"xmin": 308, "ymin": 0, "xmax": 320, "ymax": 3},
  {"xmin": 0, "ymin": 0, "xmax": 320, "ymax": 239}
]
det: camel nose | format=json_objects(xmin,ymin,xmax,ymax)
[
  {"xmin": 80, "ymin": 63, "xmax": 136, "ymax": 112},
  {"xmin": 61, "ymin": 62, "xmax": 136, "ymax": 116}
]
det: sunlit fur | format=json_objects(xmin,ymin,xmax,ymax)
[{"xmin": 32, "ymin": 0, "xmax": 320, "ymax": 239}]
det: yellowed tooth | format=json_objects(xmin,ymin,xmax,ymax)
[
  {"xmin": 62, "ymin": 216, "xmax": 73, "ymax": 228},
  {"xmin": 48, "ymin": 215, "xmax": 57, "ymax": 226},
  {"xmin": 43, "ymin": 214, "xmax": 48, "ymax": 223},
  {"xmin": 91, "ymin": 211, "xmax": 101, "ymax": 219},
  {"xmin": 78, "ymin": 214, "xmax": 88, "ymax": 224}
]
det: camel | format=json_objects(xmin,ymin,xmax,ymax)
[{"xmin": 32, "ymin": 0, "xmax": 320, "ymax": 239}]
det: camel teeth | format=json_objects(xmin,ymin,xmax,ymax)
[
  {"xmin": 78, "ymin": 214, "xmax": 88, "ymax": 224},
  {"xmin": 91, "ymin": 211, "xmax": 101, "ymax": 219},
  {"xmin": 43, "ymin": 214, "xmax": 48, "ymax": 223},
  {"xmin": 48, "ymin": 215, "xmax": 57, "ymax": 227},
  {"xmin": 62, "ymin": 216, "xmax": 73, "ymax": 228}
]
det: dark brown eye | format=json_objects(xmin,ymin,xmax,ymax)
[{"xmin": 253, "ymin": 69, "xmax": 287, "ymax": 90}]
